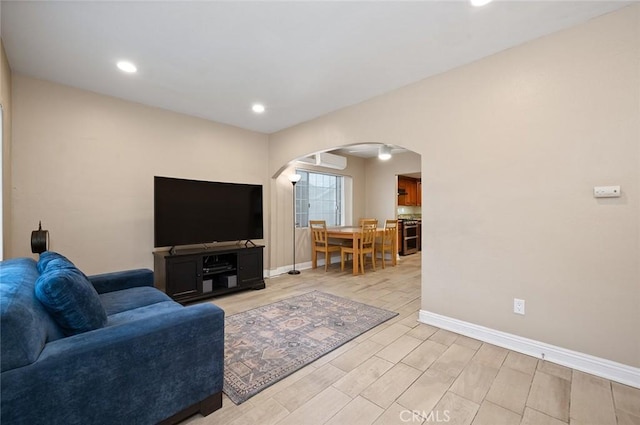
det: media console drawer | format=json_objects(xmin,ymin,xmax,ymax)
[{"xmin": 154, "ymin": 245, "xmax": 265, "ymax": 303}]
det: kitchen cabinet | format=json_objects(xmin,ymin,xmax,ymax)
[{"xmin": 398, "ymin": 176, "xmax": 421, "ymax": 206}]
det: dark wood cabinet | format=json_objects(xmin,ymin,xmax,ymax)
[
  {"xmin": 237, "ymin": 248, "xmax": 263, "ymax": 286},
  {"xmin": 154, "ymin": 245, "xmax": 265, "ymax": 303},
  {"xmin": 398, "ymin": 176, "xmax": 421, "ymax": 206},
  {"xmin": 166, "ymin": 255, "xmax": 202, "ymax": 298}
]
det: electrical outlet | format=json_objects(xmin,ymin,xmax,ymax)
[{"xmin": 514, "ymin": 298, "xmax": 525, "ymax": 315}]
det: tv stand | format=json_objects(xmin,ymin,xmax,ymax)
[{"xmin": 153, "ymin": 245, "xmax": 265, "ymax": 304}]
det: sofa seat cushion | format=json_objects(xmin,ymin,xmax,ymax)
[
  {"xmin": 106, "ymin": 300, "xmax": 183, "ymax": 327},
  {"xmin": 99, "ymin": 286, "xmax": 173, "ymax": 316},
  {"xmin": 35, "ymin": 267, "xmax": 108, "ymax": 336}
]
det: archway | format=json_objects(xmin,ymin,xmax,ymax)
[{"xmin": 268, "ymin": 143, "xmax": 422, "ymax": 276}]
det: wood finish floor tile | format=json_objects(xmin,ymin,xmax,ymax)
[
  {"xmin": 272, "ymin": 363, "xmax": 346, "ymax": 412},
  {"xmin": 406, "ymin": 323, "xmax": 439, "ymax": 340},
  {"xmin": 428, "ymin": 328, "xmax": 459, "ymax": 346},
  {"xmin": 471, "ymin": 401, "xmax": 521, "ymax": 425},
  {"xmin": 537, "ymin": 359, "xmax": 573, "ymax": 381},
  {"xmin": 396, "ymin": 368, "xmax": 456, "ymax": 414},
  {"xmin": 311, "ymin": 340, "xmax": 359, "ymax": 368},
  {"xmin": 227, "ymin": 398, "xmax": 289, "ymax": 425},
  {"xmin": 570, "ymin": 370, "xmax": 617, "ymax": 425},
  {"xmin": 178, "ymin": 254, "xmax": 635, "ymax": 425},
  {"xmin": 454, "ymin": 335, "xmax": 483, "ymax": 350},
  {"xmin": 248, "ymin": 364, "xmax": 316, "ymax": 406},
  {"xmin": 526, "ymin": 371, "xmax": 570, "ymax": 422},
  {"xmin": 503, "ymin": 351, "xmax": 538, "ymax": 375},
  {"xmin": 612, "ymin": 382, "xmax": 640, "ymax": 417},
  {"xmin": 324, "ymin": 396, "xmax": 384, "ymax": 425},
  {"xmin": 192, "ymin": 394, "xmax": 256, "ymax": 424},
  {"xmin": 330, "ymin": 339, "xmax": 385, "ymax": 372},
  {"xmin": 430, "ymin": 343, "xmax": 477, "ymax": 377},
  {"xmin": 275, "ymin": 387, "xmax": 351, "ymax": 425},
  {"xmin": 401, "ymin": 339, "xmax": 448, "ymax": 371},
  {"xmin": 361, "ymin": 362, "xmax": 422, "ymax": 409},
  {"xmin": 375, "ymin": 334, "xmax": 422, "ymax": 364},
  {"xmin": 485, "ymin": 366, "xmax": 533, "ymax": 415},
  {"xmin": 616, "ymin": 410, "xmax": 640, "ymax": 425},
  {"xmin": 396, "ymin": 313, "xmax": 421, "ymax": 329},
  {"xmin": 332, "ymin": 356, "xmax": 394, "ymax": 398},
  {"xmin": 428, "ymin": 392, "xmax": 479, "ymax": 425},
  {"xmin": 373, "ymin": 402, "xmax": 425, "ymax": 425},
  {"xmin": 520, "ymin": 407, "xmax": 569, "ymax": 425},
  {"xmin": 369, "ymin": 323, "xmax": 412, "ymax": 346},
  {"xmin": 471, "ymin": 343, "xmax": 508, "ymax": 369},
  {"xmin": 449, "ymin": 361, "xmax": 500, "ymax": 404}
]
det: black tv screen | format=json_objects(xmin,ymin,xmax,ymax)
[{"xmin": 154, "ymin": 176, "xmax": 263, "ymax": 247}]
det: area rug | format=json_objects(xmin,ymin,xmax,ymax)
[{"xmin": 223, "ymin": 290, "xmax": 397, "ymax": 404}]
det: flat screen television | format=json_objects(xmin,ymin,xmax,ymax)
[{"xmin": 154, "ymin": 176, "xmax": 263, "ymax": 248}]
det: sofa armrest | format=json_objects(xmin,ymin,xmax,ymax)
[
  {"xmin": 1, "ymin": 302, "xmax": 224, "ymax": 425},
  {"xmin": 88, "ymin": 268, "xmax": 153, "ymax": 294}
]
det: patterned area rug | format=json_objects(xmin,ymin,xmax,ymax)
[{"xmin": 223, "ymin": 290, "xmax": 398, "ymax": 404}]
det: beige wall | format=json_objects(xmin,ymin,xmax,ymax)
[
  {"xmin": 11, "ymin": 75, "xmax": 269, "ymax": 274},
  {"xmin": 1, "ymin": 40, "xmax": 12, "ymax": 259},
  {"xmin": 364, "ymin": 151, "xmax": 421, "ymax": 223},
  {"xmin": 269, "ymin": 6, "xmax": 640, "ymax": 367}
]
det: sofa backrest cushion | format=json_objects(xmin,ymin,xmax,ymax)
[
  {"xmin": 37, "ymin": 251, "xmax": 74, "ymax": 274},
  {"xmin": 35, "ymin": 267, "xmax": 108, "ymax": 336},
  {"xmin": 0, "ymin": 258, "xmax": 63, "ymax": 373}
]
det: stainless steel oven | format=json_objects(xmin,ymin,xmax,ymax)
[{"xmin": 400, "ymin": 220, "xmax": 419, "ymax": 255}]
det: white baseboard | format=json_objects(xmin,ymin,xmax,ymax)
[
  {"xmin": 419, "ymin": 310, "xmax": 640, "ymax": 389},
  {"xmin": 268, "ymin": 260, "xmax": 316, "ymax": 278}
]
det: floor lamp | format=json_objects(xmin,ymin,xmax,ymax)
[{"xmin": 288, "ymin": 174, "xmax": 302, "ymax": 275}]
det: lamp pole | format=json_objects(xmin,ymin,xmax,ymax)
[{"xmin": 288, "ymin": 174, "xmax": 302, "ymax": 275}]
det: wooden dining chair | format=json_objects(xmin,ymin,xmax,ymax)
[
  {"xmin": 359, "ymin": 218, "xmax": 377, "ymax": 227},
  {"xmin": 310, "ymin": 220, "xmax": 342, "ymax": 271},
  {"xmin": 341, "ymin": 221, "xmax": 377, "ymax": 274},
  {"xmin": 377, "ymin": 219, "xmax": 398, "ymax": 268}
]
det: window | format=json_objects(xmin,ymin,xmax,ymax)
[{"xmin": 295, "ymin": 169, "xmax": 343, "ymax": 228}]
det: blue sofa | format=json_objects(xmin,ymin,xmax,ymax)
[{"xmin": 0, "ymin": 252, "xmax": 225, "ymax": 425}]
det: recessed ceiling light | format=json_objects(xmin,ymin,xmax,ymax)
[
  {"xmin": 470, "ymin": 0, "xmax": 493, "ymax": 6},
  {"xmin": 252, "ymin": 103, "xmax": 266, "ymax": 114},
  {"xmin": 116, "ymin": 61, "xmax": 137, "ymax": 73}
]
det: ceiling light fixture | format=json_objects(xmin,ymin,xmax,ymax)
[
  {"xmin": 252, "ymin": 103, "xmax": 265, "ymax": 114},
  {"xmin": 116, "ymin": 61, "xmax": 137, "ymax": 73},
  {"xmin": 378, "ymin": 145, "xmax": 392, "ymax": 161},
  {"xmin": 470, "ymin": 0, "xmax": 493, "ymax": 7}
]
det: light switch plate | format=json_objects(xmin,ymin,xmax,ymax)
[{"xmin": 594, "ymin": 186, "xmax": 621, "ymax": 198}]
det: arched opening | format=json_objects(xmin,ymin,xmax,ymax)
[{"xmin": 269, "ymin": 142, "xmax": 422, "ymax": 276}]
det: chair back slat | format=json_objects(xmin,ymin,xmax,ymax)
[
  {"xmin": 383, "ymin": 219, "xmax": 398, "ymax": 245},
  {"xmin": 310, "ymin": 220, "xmax": 329, "ymax": 246},
  {"xmin": 361, "ymin": 221, "xmax": 377, "ymax": 249}
]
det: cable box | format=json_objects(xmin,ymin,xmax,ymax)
[{"xmin": 203, "ymin": 264, "xmax": 233, "ymax": 273}]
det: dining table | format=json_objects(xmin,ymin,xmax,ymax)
[{"xmin": 325, "ymin": 226, "xmax": 398, "ymax": 275}]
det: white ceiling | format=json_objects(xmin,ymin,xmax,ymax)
[{"xmin": 1, "ymin": 1, "xmax": 632, "ymax": 134}]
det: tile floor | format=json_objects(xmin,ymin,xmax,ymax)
[{"xmin": 182, "ymin": 253, "xmax": 640, "ymax": 425}]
